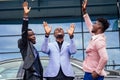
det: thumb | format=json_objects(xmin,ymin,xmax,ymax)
[
  {"xmin": 50, "ymin": 26, "xmax": 52, "ymax": 31},
  {"xmin": 28, "ymin": 7, "xmax": 31, "ymax": 11},
  {"xmin": 66, "ymin": 29, "xmax": 69, "ymax": 33}
]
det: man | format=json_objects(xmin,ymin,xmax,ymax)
[
  {"xmin": 82, "ymin": 0, "xmax": 109, "ymax": 80},
  {"xmin": 41, "ymin": 21, "xmax": 77, "ymax": 80},
  {"xmin": 18, "ymin": 1, "xmax": 43, "ymax": 80}
]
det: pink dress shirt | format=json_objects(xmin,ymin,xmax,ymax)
[{"xmin": 83, "ymin": 13, "xmax": 108, "ymax": 76}]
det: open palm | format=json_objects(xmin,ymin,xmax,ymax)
[
  {"xmin": 23, "ymin": 1, "xmax": 31, "ymax": 14},
  {"xmin": 82, "ymin": 0, "xmax": 87, "ymax": 12},
  {"xmin": 67, "ymin": 23, "xmax": 75, "ymax": 36},
  {"xmin": 43, "ymin": 21, "xmax": 52, "ymax": 35}
]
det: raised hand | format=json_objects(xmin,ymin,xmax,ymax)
[
  {"xmin": 23, "ymin": 1, "xmax": 31, "ymax": 17},
  {"xmin": 82, "ymin": 0, "xmax": 87, "ymax": 14},
  {"xmin": 67, "ymin": 23, "xmax": 75, "ymax": 36},
  {"xmin": 43, "ymin": 21, "xmax": 52, "ymax": 36}
]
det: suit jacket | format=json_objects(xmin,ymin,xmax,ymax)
[
  {"xmin": 18, "ymin": 19, "xmax": 43, "ymax": 79},
  {"xmin": 41, "ymin": 37, "xmax": 77, "ymax": 77}
]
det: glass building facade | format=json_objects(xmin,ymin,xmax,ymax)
[
  {"xmin": 0, "ymin": 20, "xmax": 120, "ymax": 70},
  {"xmin": 0, "ymin": 0, "xmax": 120, "ymax": 79}
]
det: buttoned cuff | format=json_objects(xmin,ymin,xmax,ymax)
[
  {"xmin": 45, "ymin": 33, "xmax": 49, "ymax": 38},
  {"xmin": 83, "ymin": 13, "xmax": 88, "ymax": 18},
  {"xmin": 23, "ymin": 17, "xmax": 28, "ymax": 21},
  {"xmin": 70, "ymin": 35, "xmax": 74, "ymax": 39},
  {"xmin": 95, "ymin": 69, "xmax": 101, "ymax": 75}
]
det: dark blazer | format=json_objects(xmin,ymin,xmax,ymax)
[{"xmin": 18, "ymin": 19, "xmax": 43, "ymax": 79}]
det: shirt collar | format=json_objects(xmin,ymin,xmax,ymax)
[
  {"xmin": 56, "ymin": 40, "xmax": 63, "ymax": 45},
  {"xmin": 92, "ymin": 33, "xmax": 105, "ymax": 40}
]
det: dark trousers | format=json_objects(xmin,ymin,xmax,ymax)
[
  {"xmin": 23, "ymin": 71, "xmax": 43, "ymax": 80},
  {"xmin": 83, "ymin": 72, "xmax": 104, "ymax": 80},
  {"xmin": 45, "ymin": 67, "xmax": 74, "ymax": 80},
  {"xmin": 46, "ymin": 77, "xmax": 74, "ymax": 80},
  {"xmin": 24, "ymin": 75, "xmax": 42, "ymax": 80},
  {"xmin": 28, "ymin": 75, "xmax": 41, "ymax": 80}
]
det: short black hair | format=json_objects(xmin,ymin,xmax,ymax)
[
  {"xmin": 54, "ymin": 27, "xmax": 64, "ymax": 35},
  {"xmin": 27, "ymin": 28, "xmax": 32, "ymax": 31},
  {"xmin": 97, "ymin": 18, "xmax": 110, "ymax": 32}
]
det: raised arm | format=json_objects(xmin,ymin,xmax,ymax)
[
  {"xmin": 21, "ymin": 1, "xmax": 31, "ymax": 44},
  {"xmin": 43, "ymin": 21, "xmax": 52, "ymax": 36},
  {"xmin": 41, "ymin": 21, "xmax": 52, "ymax": 53},
  {"xmin": 82, "ymin": 0, "xmax": 94, "ymax": 35},
  {"xmin": 67, "ymin": 23, "xmax": 77, "ymax": 54},
  {"xmin": 67, "ymin": 23, "xmax": 75, "ymax": 37}
]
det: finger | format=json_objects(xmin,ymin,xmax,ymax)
[
  {"xmin": 71, "ymin": 23, "xmax": 75, "ymax": 26},
  {"xmin": 71, "ymin": 23, "xmax": 74, "ymax": 25},
  {"xmin": 85, "ymin": 0, "xmax": 87, "ymax": 2},
  {"xmin": 71, "ymin": 24, "xmax": 75, "ymax": 32},
  {"xmin": 45, "ymin": 22, "xmax": 48, "ymax": 25},
  {"xmin": 43, "ymin": 21, "xmax": 45, "ymax": 24},
  {"xmin": 43, "ymin": 21, "xmax": 45, "ymax": 25},
  {"xmin": 44, "ymin": 22, "xmax": 48, "ymax": 27},
  {"xmin": 84, "ymin": 0, "xmax": 88, "ymax": 5},
  {"xmin": 43, "ymin": 21, "xmax": 46, "ymax": 27},
  {"xmin": 82, "ymin": 3, "xmax": 84, "ymax": 7},
  {"xmin": 43, "ymin": 21, "xmax": 47, "ymax": 25},
  {"xmin": 70, "ymin": 23, "xmax": 75, "ymax": 28},
  {"xmin": 23, "ymin": 1, "xmax": 28, "ymax": 7},
  {"xmin": 83, "ymin": 0, "xmax": 87, "ymax": 7},
  {"xmin": 50, "ymin": 26, "xmax": 52, "ymax": 31},
  {"xmin": 82, "ymin": 1, "xmax": 84, "ymax": 5},
  {"xmin": 29, "ymin": 7, "xmax": 31, "ymax": 11},
  {"xmin": 66, "ymin": 28, "xmax": 69, "ymax": 33},
  {"xmin": 22, "ymin": 2, "xmax": 28, "ymax": 7}
]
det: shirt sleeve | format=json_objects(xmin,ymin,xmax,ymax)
[
  {"xmin": 21, "ymin": 17, "xmax": 29, "ymax": 48},
  {"xmin": 68, "ymin": 38, "xmax": 77, "ymax": 55},
  {"xmin": 41, "ymin": 37, "xmax": 50, "ymax": 54},
  {"xmin": 95, "ymin": 40, "xmax": 108, "ymax": 75},
  {"xmin": 83, "ymin": 13, "xmax": 94, "ymax": 36}
]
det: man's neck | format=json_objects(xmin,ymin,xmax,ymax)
[
  {"xmin": 94, "ymin": 31, "xmax": 103, "ymax": 35},
  {"xmin": 56, "ymin": 39, "xmax": 64, "ymax": 43}
]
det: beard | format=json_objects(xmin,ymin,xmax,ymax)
[
  {"xmin": 91, "ymin": 27, "xmax": 96, "ymax": 33},
  {"xmin": 30, "ymin": 39, "xmax": 36, "ymax": 44},
  {"xmin": 32, "ymin": 41, "xmax": 36, "ymax": 44},
  {"xmin": 56, "ymin": 33, "xmax": 64, "ymax": 39},
  {"xmin": 56, "ymin": 34, "xmax": 64, "ymax": 39},
  {"xmin": 91, "ymin": 30, "xmax": 95, "ymax": 33}
]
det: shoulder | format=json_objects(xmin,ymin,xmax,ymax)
[
  {"xmin": 95, "ymin": 37, "xmax": 106, "ymax": 50},
  {"xmin": 18, "ymin": 38, "xmax": 22, "ymax": 49},
  {"xmin": 96, "ymin": 34, "xmax": 106, "ymax": 43},
  {"xmin": 18, "ymin": 38, "xmax": 22, "ymax": 45}
]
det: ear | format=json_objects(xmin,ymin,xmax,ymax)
[
  {"xmin": 99, "ymin": 26, "xmax": 104, "ymax": 33},
  {"xmin": 102, "ymin": 27, "xmax": 105, "ymax": 32}
]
